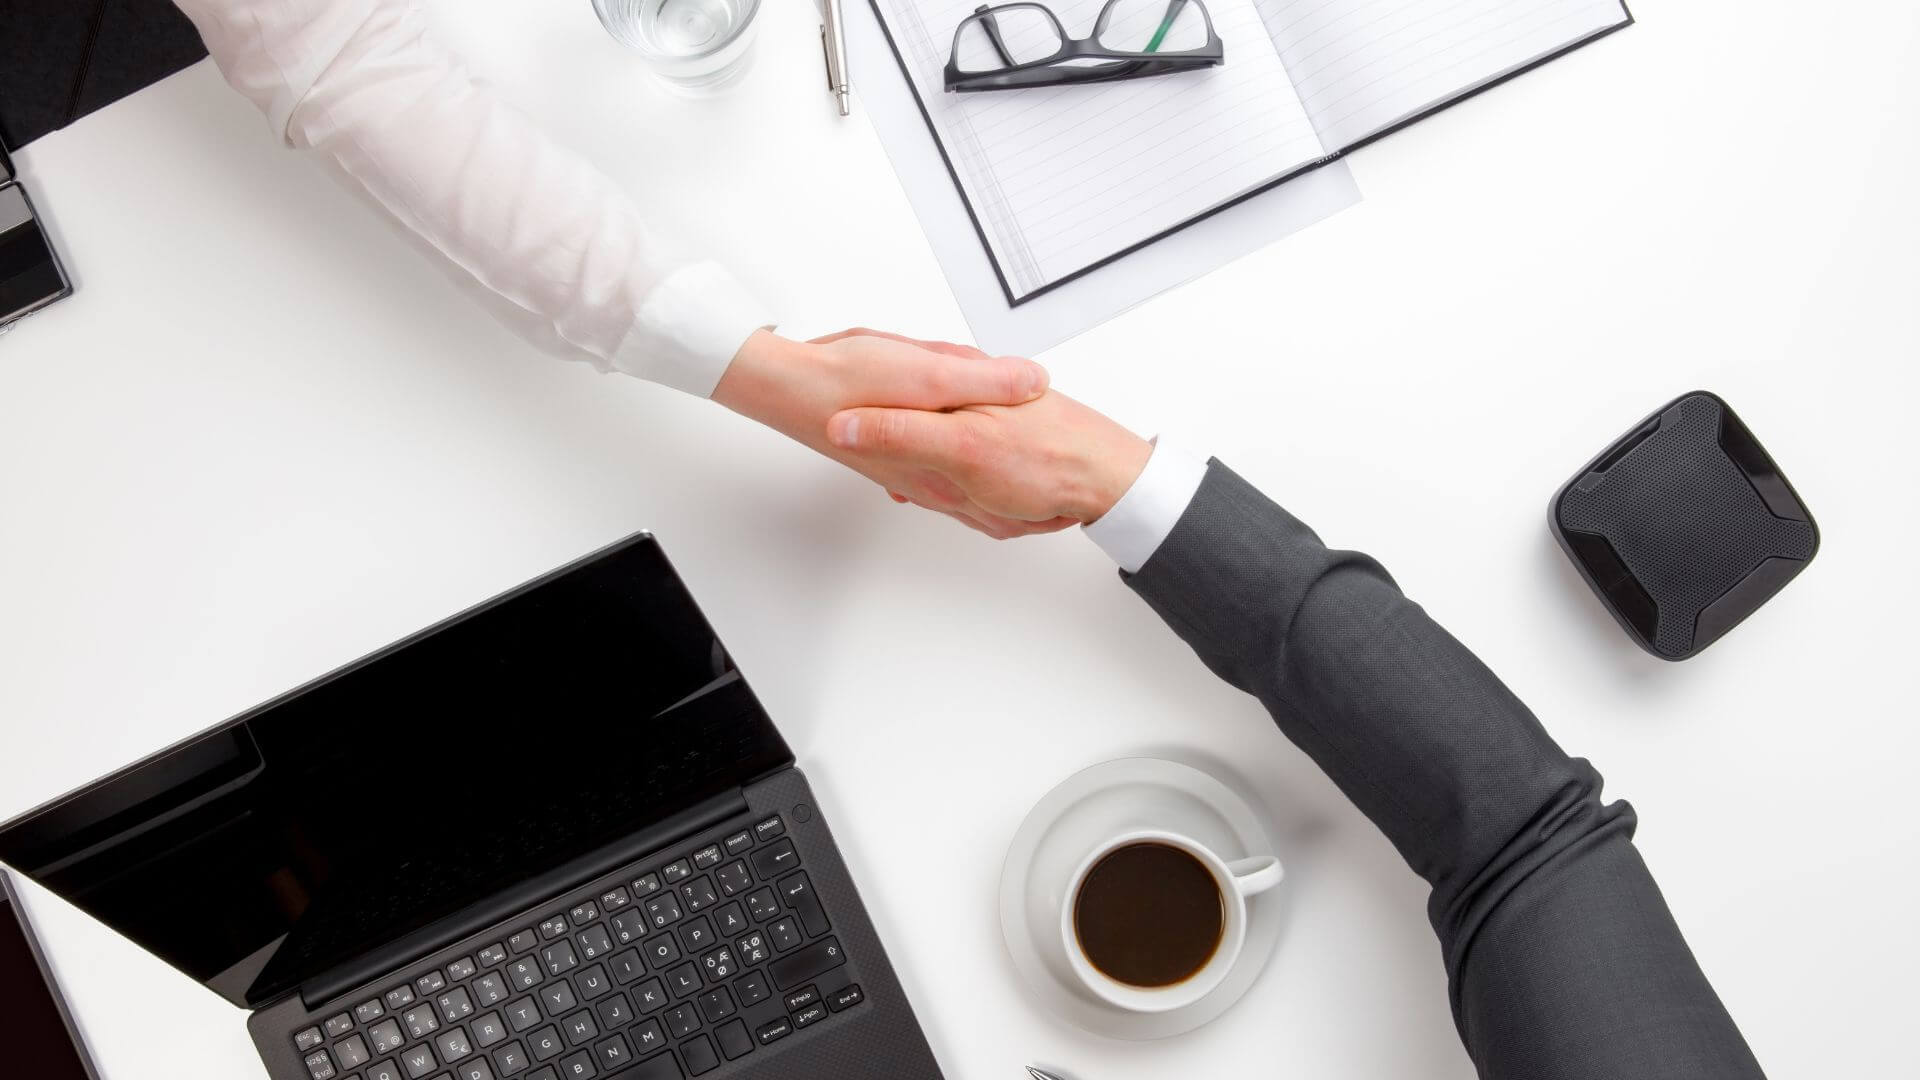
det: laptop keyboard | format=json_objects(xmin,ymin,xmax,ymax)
[{"xmin": 292, "ymin": 814, "xmax": 866, "ymax": 1080}]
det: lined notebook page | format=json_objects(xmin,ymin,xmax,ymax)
[
  {"xmin": 1254, "ymin": 0, "xmax": 1629, "ymax": 151},
  {"xmin": 873, "ymin": 0, "xmax": 1326, "ymax": 300}
]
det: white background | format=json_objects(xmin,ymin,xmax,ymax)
[{"xmin": 2, "ymin": 1, "xmax": 1917, "ymax": 1078}]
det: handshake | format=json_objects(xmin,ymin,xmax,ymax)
[{"xmin": 714, "ymin": 328, "xmax": 1154, "ymax": 539}]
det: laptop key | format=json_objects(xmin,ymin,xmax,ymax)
[
  {"xmin": 696, "ymin": 986, "xmax": 734, "ymax": 1024},
  {"xmin": 776, "ymin": 871, "xmax": 829, "ymax": 936},
  {"xmin": 629, "ymin": 1017, "xmax": 668, "ymax": 1055},
  {"xmin": 527, "ymin": 1069, "xmax": 559, "ymax": 1080},
  {"xmin": 504, "ymin": 997, "xmax": 542, "ymax": 1033},
  {"xmin": 438, "ymin": 987, "xmax": 476, "ymax": 1024},
  {"xmin": 527, "ymin": 1026, "xmax": 565, "ymax": 1061},
  {"xmin": 752, "ymin": 816, "xmax": 784, "ymax": 843},
  {"xmin": 542, "ymin": 940, "xmax": 578, "ymax": 977},
  {"xmin": 631, "ymin": 978, "xmax": 668, "ymax": 1013},
  {"xmin": 295, "ymin": 1027, "xmax": 325, "ymax": 1052},
  {"xmin": 791, "ymin": 1002, "xmax": 828, "ymax": 1029},
  {"xmin": 563, "ymin": 1009, "xmax": 599, "ymax": 1046},
  {"xmin": 722, "ymin": 831, "xmax": 753, "ymax": 857},
  {"xmin": 733, "ymin": 972, "xmax": 769, "ymax": 1007},
  {"xmin": 714, "ymin": 862, "xmax": 751, "ymax": 897},
  {"xmin": 367, "ymin": 1059, "xmax": 403, "ymax": 1080},
  {"xmin": 576, "ymin": 963, "xmax": 611, "ymax": 1000},
  {"xmin": 642, "ymin": 933, "xmax": 681, "ymax": 970},
  {"xmin": 766, "ymin": 918, "xmax": 801, "ymax": 953},
  {"xmin": 618, "ymin": 1052, "xmax": 685, "ymax": 1080},
  {"xmin": 507, "ymin": 958, "xmax": 543, "ymax": 992},
  {"xmin": 371, "ymin": 1018, "xmax": 408, "ymax": 1055},
  {"xmin": 404, "ymin": 1004, "xmax": 442, "ymax": 1039},
  {"xmin": 326, "ymin": 1013, "xmax": 356, "ymax": 1038},
  {"xmin": 768, "ymin": 937, "xmax": 845, "ymax": 990},
  {"xmin": 568, "ymin": 901, "xmax": 600, "ymax": 927},
  {"xmin": 691, "ymin": 845, "xmax": 722, "ymax": 870},
  {"xmin": 577, "ymin": 925, "xmax": 613, "ymax": 961},
  {"xmin": 677, "ymin": 917, "xmax": 716, "ymax": 953},
  {"xmin": 665, "ymin": 962, "xmax": 702, "ymax": 999},
  {"xmin": 337, "ymin": 1034, "xmax": 372, "ymax": 1068},
  {"xmin": 595, "ymin": 1033, "xmax": 633, "ymax": 1069},
  {"xmin": 755, "ymin": 1018, "xmax": 791, "ymax": 1046},
  {"xmin": 677, "ymin": 876, "xmax": 718, "ymax": 914},
  {"xmin": 387, "ymin": 985, "xmax": 417, "ymax": 1011},
  {"xmin": 473, "ymin": 1011, "xmax": 508, "ymax": 1047},
  {"xmin": 594, "ymin": 991, "xmax": 633, "ymax": 1030},
  {"xmin": 479, "ymin": 942, "xmax": 509, "ymax": 967},
  {"xmin": 400, "ymin": 1044, "xmax": 437, "ymax": 1079},
  {"xmin": 644, "ymin": 893, "xmax": 683, "ymax": 930},
  {"xmin": 698, "ymin": 946, "xmax": 736, "ymax": 983},
  {"xmin": 539, "ymin": 981, "xmax": 577, "ymax": 1017},
  {"xmin": 749, "ymin": 841, "xmax": 797, "ymax": 881},
  {"xmin": 610, "ymin": 911, "xmax": 648, "ymax": 945},
  {"xmin": 630, "ymin": 873, "xmax": 661, "ymax": 897},
  {"xmin": 539, "ymin": 916, "xmax": 569, "ymax": 940},
  {"xmin": 507, "ymin": 929, "xmax": 539, "ymax": 955},
  {"xmin": 493, "ymin": 1042, "xmax": 530, "ymax": 1076},
  {"xmin": 712, "ymin": 902, "xmax": 748, "ymax": 938},
  {"xmin": 456, "ymin": 1059, "xmax": 496, "ymax": 1080},
  {"xmin": 416, "ymin": 971, "xmax": 446, "ymax": 996},
  {"xmin": 829, "ymin": 983, "xmax": 864, "ymax": 1012},
  {"xmin": 474, "ymin": 973, "xmax": 509, "ymax": 1007},
  {"xmin": 661, "ymin": 859, "xmax": 692, "ymax": 884},
  {"xmin": 783, "ymin": 987, "xmax": 819, "ymax": 1012},
  {"xmin": 715, "ymin": 1019, "xmax": 752, "ymax": 1061},
  {"xmin": 435, "ymin": 1026, "xmax": 474, "ymax": 1063},
  {"xmin": 304, "ymin": 1049, "xmax": 337, "ymax": 1080},
  {"xmin": 681, "ymin": 1034, "xmax": 719, "ymax": 1076},
  {"xmin": 735, "ymin": 932, "xmax": 769, "ymax": 967},
  {"xmin": 663, "ymin": 1004, "xmax": 700, "ymax": 1039},
  {"xmin": 599, "ymin": 887, "xmax": 631, "ymax": 912},
  {"xmin": 356, "ymin": 999, "xmax": 387, "ymax": 1023},
  {"xmin": 609, "ymin": 949, "xmax": 646, "ymax": 984},
  {"xmin": 558, "ymin": 1049, "xmax": 596, "ymax": 1079},
  {"xmin": 744, "ymin": 889, "xmax": 780, "ymax": 924}
]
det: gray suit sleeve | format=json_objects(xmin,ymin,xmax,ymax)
[{"xmin": 1124, "ymin": 461, "xmax": 1765, "ymax": 1080}]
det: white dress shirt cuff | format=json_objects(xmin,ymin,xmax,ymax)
[
  {"xmin": 612, "ymin": 261, "xmax": 777, "ymax": 398},
  {"xmin": 1083, "ymin": 437, "xmax": 1209, "ymax": 574}
]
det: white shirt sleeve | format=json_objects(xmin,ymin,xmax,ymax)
[
  {"xmin": 1082, "ymin": 438, "xmax": 1209, "ymax": 574},
  {"xmin": 172, "ymin": 0, "xmax": 773, "ymax": 396}
]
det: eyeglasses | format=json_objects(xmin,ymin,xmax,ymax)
[{"xmin": 944, "ymin": 0, "xmax": 1223, "ymax": 94}]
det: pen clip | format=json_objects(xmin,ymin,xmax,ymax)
[{"xmin": 821, "ymin": 25, "xmax": 834, "ymax": 90}]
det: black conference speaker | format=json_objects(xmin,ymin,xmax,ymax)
[{"xmin": 1551, "ymin": 391, "xmax": 1819, "ymax": 661}]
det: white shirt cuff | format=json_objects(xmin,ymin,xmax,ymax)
[
  {"xmin": 611, "ymin": 261, "xmax": 777, "ymax": 397},
  {"xmin": 1083, "ymin": 437, "xmax": 1209, "ymax": 574}
]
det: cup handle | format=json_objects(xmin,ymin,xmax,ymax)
[{"xmin": 1226, "ymin": 855, "xmax": 1284, "ymax": 898}]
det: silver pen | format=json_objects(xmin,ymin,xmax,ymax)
[
  {"xmin": 821, "ymin": 0, "xmax": 852, "ymax": 116},
  {"xmin": 1027, "ymin": 1069, "xmax": 1072, "ymax": 1080}
]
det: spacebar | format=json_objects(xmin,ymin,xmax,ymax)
[
  {"xmin": 609, "ymin": 1053, "xmax": 685, "ymax": 1080},
  {"xmin": 769, "ymin": 936, "xmax": 847, "ymax": 990}
]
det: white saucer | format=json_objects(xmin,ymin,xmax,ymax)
[{"xmin": 998, "ymin": 757, "xmax": 1287, "ymax": 1040}]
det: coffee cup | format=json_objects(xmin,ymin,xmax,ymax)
[{"xmin": 1059, "ymin": 828, "xmax": 1282, "ymax": 1013}]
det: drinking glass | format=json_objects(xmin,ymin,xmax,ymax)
[{"xmin": 592, "ymin": 0, "xmax": 765, "ymax": 90}]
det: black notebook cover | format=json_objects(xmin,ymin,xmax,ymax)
[{"xmin": 869, "ymin": 1, "xmax": 1635, "ymax": 308}]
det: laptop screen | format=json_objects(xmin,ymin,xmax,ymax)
[{"xmin": 0, "ymin": 534, "xmax": 793, "ymax": 1009}]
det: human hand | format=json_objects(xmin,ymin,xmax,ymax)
[
  {"xmin": 712, "ymin": 328, "xmax": 1079, "ymax": 538},
  {"xmin": 823, "ymin": 388, "xmax": 1154, "ymax": 530}
]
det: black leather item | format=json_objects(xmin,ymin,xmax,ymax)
[
  {"xmin": 1551, "ymin": 392, "xmax": 1818, "ymax": 660},
  {"xmin": 0, "ymin": 0, "xmax": 208, "ymax": 149},
  {"xmin": 1127, "ymin": 461, "xmax": 1768, "ymax": 1080}
]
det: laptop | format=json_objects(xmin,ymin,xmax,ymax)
[{"xmin": 0, "ymin": 533, "xmax": 945, "ymax": 1080}]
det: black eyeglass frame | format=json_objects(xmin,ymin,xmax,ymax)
[{"xmin": 943, "ymin": 0, "xmax": 1224, "ymax": 93}]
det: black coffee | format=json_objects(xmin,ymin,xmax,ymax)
[{"xmin": 1072, "ymin": 842, "xmax": 1224, "ymax": 988}]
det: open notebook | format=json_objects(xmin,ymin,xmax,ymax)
[{"xmin": 870, "ymin": 0, "xmax": 1633, "ymax": 305}]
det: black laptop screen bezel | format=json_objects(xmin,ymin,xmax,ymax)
[{"xmin": 0, "ymin": 533, "xmax": 794, "ymax": 1009}]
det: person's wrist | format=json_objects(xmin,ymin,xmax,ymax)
[
  {"xmin": 1068, "ymin": 429, "xmax": 1153, "ymax": 524},
  {"xmin": 711, "ymin": 329, "xmax": 810, "ymax": 424}
]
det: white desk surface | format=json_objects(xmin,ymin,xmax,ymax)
[{"xmin": 2, "ymin": 2, "xmax": 1916, "ymax": 1077}]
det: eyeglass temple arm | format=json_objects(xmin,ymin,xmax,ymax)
[
  {"xmin": 971, "ymin": 5, "xmax": 1020, "ymax": 69},
  {"xmin": 1144, "ymin": 0, "xmax": 1193, "ymax": 53}
]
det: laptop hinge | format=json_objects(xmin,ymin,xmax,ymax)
[{"xmin": 298, "ymin": 789, "xmax": 747, "ymax": 1010}]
